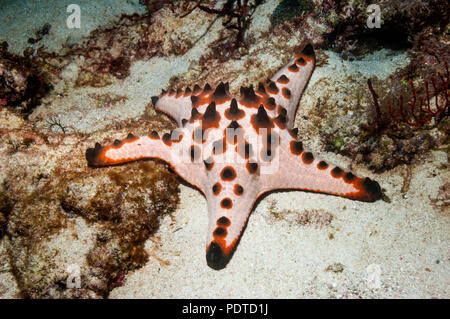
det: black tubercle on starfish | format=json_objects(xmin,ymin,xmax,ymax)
[
  {"xmin": 290, "ymin": 140, "xmax": 303, "ymax": 155},
  {"xmin": 193, "ymin": 84, "xmax": 202, "ymax": 94},
  {"xmin": 267, "ymin": 80, "xmax": 279, "ymax": 94},
  {"xmin": 302, "ymin": 152, "xmax": 314, "ymax": 164},
  {"xmin": 228, "ymin": 120, "xmax": 241, "ymax": 130},
  {"xmin": 226, "ymin": 120, "xmax": 243, "ymax": 144},
  {"xmin": 344, "ymin": 172, "xmax": 356, "ymax": 183},
  {"xmin": 251, "ymin": 105, "xmax": 274, "ymax": 132},
  {"xmin": 265, "ymin": 97, "xmax": 276, "ymax": 110},
  {"xmin": 237, "ymin": 141, "xmax": 253, "ymax": 159},
  {"xmin": 225, "ymin": 98, "xmax": 245, "ymax": 120},
  {"xmin": 220, "ymin": 198, "xmax": 232, "ymax": 209},
  {"xmin": 289, "ymin": 128, "xmax": 299, "ymax": 138},
  {"xmin": 274, "ymin": 113, "xmax": 287, "ymax": 128},
  {"xmin": 214, "ymin": 227, "xmax": 227, "ymax": 237},
  {"xmin": 296, "ymin": 57, "xmax": 306, "ymax": 65},
  {"xmin": 282, "ymin": 88, "xmax": 291, "ymax": 99},
  {"xmin": 261, "ymin": 147, "xmax": 274, "ymax": 162},
  {"xmin": 301, "ymin": 43, "xmax": 315, "ymax": 58},
  {"xmin": 202, "ymin": 102, "xmax": 221, "ymax": 129},
  {"xmin": 217, "ymin": 216, "xmax": 230, "ymax": 226},
  {"xmin": 191, "ymin": 95, "xmax": 199, "ymax": 107},
  {"xmin": 331, "ymin": 167, "xmax": 343, "ymax": 178},
  {"xmin": 288, "ymin": 64, "xmax": 299, "ymax": 72},
  {"xmin": 212, "ymin": 182, "xmax": 222, "ymax": 195},
  {"xmin": 221, "ymin": 166, "xmax": 236, "ymax": 181},
  {"xmin": 150, "ymin": 131, "xmax": 160, "ymax": 139},
  {"xmin": 361, "ymin": 178, "xmax": 382, "ymax": 201},
  {"xmin": 234, "ymin": 184, "xmax": 244, "ymax": 195},
  {"xmin": 190, "ymin": 107, "xmax": 201, "ymax": 122},
  {"xmin": 190, "ymin": 145, "xmax": 201, "ymax": 162},
  {"xmin": 162, "ymin": 133, "xmax": 172, "ymax": 146},
  {"xmin": 265, "ymin": 132, "xmax": 279, "ymax": 149},
  {"xmin": 257, "ymin": 83, "xmax": 266, "ymax": 94},
  {"xmin": 206, "ymin": 242, "xmax": 228, "ymax": 270},
  {"xmin": 246, "ymin": 162, "xmax": 258, "ymax": 174},
  {"xmin": 277, "ymin": 75, "xmax": 289, "ymax": 84},
  {"xmin": 212, "ymin": 82, "xmax": 229, "ymax": 103},
  {"xmin": 204, "ymin": 83, "xmax": 212, "ymax": 92},
  {"xmin": 212, "ymin": 138, "xmax": 226, "ymax": 155},
  {"xmin": 240, "ymin": 86, "xmax": 259, "ymax": 107},
  {"xmin": 318, "ymin": 160, "xmax": 329, "ymax": 170},
  {"xmin": 85, "ymin": 143, "xmax": 102, "ymax": 167}
]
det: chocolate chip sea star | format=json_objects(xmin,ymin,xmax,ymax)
[{"xmin": 86, "ymin": 44, "xmax": 382, "ymax": 270}]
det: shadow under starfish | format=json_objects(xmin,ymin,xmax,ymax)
[{"xmin": 86, "ymin": 44, "xmax": 382, "ymax": 270}]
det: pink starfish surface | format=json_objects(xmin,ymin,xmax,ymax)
[{"xmin": 86, "ymin": 44, "xmax": 382, "ymax": 270}]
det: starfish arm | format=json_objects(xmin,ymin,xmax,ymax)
[
  {"xmin": 261, "ymin": 134, "xmax": 382, "ymax": 202},
  {"xmin": 151, "ymin": 89, "xmax": 194, "ymax": 127},
  {"xmin": 85, "ymin": 132, "xmax": 202, "ymax": 188},
  {"xmin": 151, "ymin": 83, "xmax": 229, "ymax": 127},
  {"xmin": 203, "ymin": 165, "xmax": 262, "ymax": 270},
  {"xmin": 267, "ymin": 44, "xmax": 316, "ymax": 128}
]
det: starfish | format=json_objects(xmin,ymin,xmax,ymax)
[{"xmin": 86, "ymin": 44, "xmax": 382, "ymax": 270}]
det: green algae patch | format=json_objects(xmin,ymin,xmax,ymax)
[{"xmin": 333, "ymin": 138, "xmax": 344, "ymax": 150}]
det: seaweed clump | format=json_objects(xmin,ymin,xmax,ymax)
[
  {"xmin": 60, "ymin": 160, "xmax": 179, "ymax": 297},
  {"xmin": 64, "ymin": 15, "xmax": 154, "ymax": 83},
  {"xmin": 0, "ymin": 192, "xmax": 14, "ymax": 239},
  {"xmin": 367, "ymin": 62, "xmax": 449, "ymax": 131},
  {"xmin": 5, "ymin": 157, "xmax": 179, "ymax": 298},
  {"xmin": 27, "ymin": 23, "xmax": 51, "ymax": 45},
  {"xmin": 0, "ymin": 41, "xmax": 50, "ymax": 114},
  {"xmin": 318, "ymin": 58, "xmax": 448, "ymax": 172},
  {"xmin": 182, "ymin": 0, "xmax": 263, "ymax": 60},
  {"xmin": 314, "ymin": 0, "xmax": 448, "ymax": 60},
  {"xmin": 270, "ymin": 0, "xmax": 314, "ymax": 26},
  {"xmin": 358, "ymin": 62, "xmax": 449, "ymax": 171},
  {"xmin": 0, "ymin": 110, "xmax": 180, "ymax": 298}
]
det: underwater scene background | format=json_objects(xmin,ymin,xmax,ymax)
[{"xmin": 0, "ymin": 0, "xmax": 448, "ymax": 298}]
